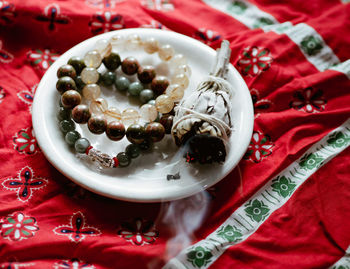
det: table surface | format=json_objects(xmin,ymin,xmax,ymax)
[{"xmin": 0, "ymin": 0, "xmax": 349, "ymax": 268}]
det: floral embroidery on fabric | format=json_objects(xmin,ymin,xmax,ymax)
[
  {"xmin": 89, "ymin": 11, "xmax": 124, "ymax": 35},
  {"xmin": 85, "ymin": 0, "xmax": 124, "ymax": 9},
  {"xmin": 17, "ymin": 84, "xmax": 37, "ymax": 112},
  {"xmin": 117, "ymin": 218, "xmax": 159, "ymax": 246},
  {"xmin": 193, "ymin": 28, "xmax": 222, "ymax": 46},
  {"xmin": 327, "ymin": 131, "xmax": 350, "ymax": 149},
  {"xmin": 0, "ymin": 86, "xmax": 5, "ymax": 104},
  {"xmin": 244, "ymin": 199, "xmax": 270, "ymax": 223},
  {"xmin": 300, "ymin": 35, "xmax": 323, "ymax": 56},
  {"xmin": 0, "ymin": 0, "xmax": 16, "ymax": 24},
  {"xmin": 53, "ymin": 212, "xmax": 101, "ymax": 243},
  {"xmin": 27, "ymin": 48, "xmax": 59, "ymax": 73},
  {"xmin": 0, "ymin": 212, "xmax": 39, "ymax": 241},
  {"xmin": 13, "ymin": 127, "xmax": 39, "ymax": 155},
  {"xmin": 290, "ymin": 87, "xmax": 326, "ymax": 113},
  {"xmin": 216, "ymin": 225, "xmax": 242, "ymax": 243},
  {"xmin": 141, "ymin": 19, "xmax": 166, "ymax": 30},
  {"xmin": 244, "ymin": 131, "xmax": 274, "ymax": 163},
  {"xmin": 227, "ymin": 0, "xmax": 248, "ymax": 14},
  {"xmin": 186, "ymin": 246, "xmax": 213, "ymax": 268},
  {"xmin": 35, "ymin": 3, "xmax": 70, "ymax": 31},
  {"xmin": 271, "ymin": 176, "xmax": 296, "ymax": 198},
  {"xmin": 53, "ymin": 258, "xmax": 95, "ymax": 269},
  {"xmin": 236, "ymin": 46, "xmax": 273, "ymax": 77},
  {"xmin": 250, "ymin": 88, "xmax": 273, "ymax": 114},
  {"xmin": 1, "ymin": 166, "xmax": 48, "ymax": 202},
  {"xmin": 0, "ymin": 39, "xmax": 14, "ymax": 63},
  {"xmin": 141, "ymin": 0, "xmax": 174, "ymax": 11},
  {"xmin": 299, "ymin": 153, "xmax": 324, "ymax": 170}
]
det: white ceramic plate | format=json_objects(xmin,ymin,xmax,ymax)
[{"xmin": 32, "ymin": 28, "xmax": 254, "ymax": 202}]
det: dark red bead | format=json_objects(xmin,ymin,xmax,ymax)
[
  {"xmin": 72, "ymin": 104, "xmax": 91, "ymax": 124},
  {"xmin": 121, "ymin": 57, "xmax": 140, "ymax": 75},
  {"xmin": 106, "ymin": 121, "xmax": 125, "ymax": 141},
  {"xmin": 151, "ymin": 76, "xmax": 169, "ymax": 95},
  {"xmin": 61, "ymin": 90, "xmax": 81, "ymax": 109},
  {"xmin": 137, "ymin": 65, "xmax": 156, "ymax": 84},
  {"xmin": 88, "ymin": 115, "xmax": 107, "ymax": 134},
  {"xmin": 57, "ymin": 64, "xmax": 77, "ymax": 79},
  {"xmin": 159, "ymin": 114, "xmax": 173, "ymax": 134},
  {"xmin": 145, "ymin": 122, "xmax": 165, "ymax": 142},
  {"xmin": 56, "ymin": 76, "xmax": 77, "ymax": 94}
]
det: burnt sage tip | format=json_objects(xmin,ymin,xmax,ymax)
[{"xmin": 183, "ymin": 134, "xmax": 226, "ymax": 164}]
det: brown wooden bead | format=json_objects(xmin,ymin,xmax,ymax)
[
  {"xmin": 106, "ymin": 121, "xmax": 125, "ymax": 141},
  {"xmin": 72, "ymin": 104, "xmax": 91, "ymax": 124},
  {"xmin": 159, "ymin": 114, "xmax": 173, "ymax": 134},
  {"xmin": 57, "ymin": 64, "xmax": 77, "ymax": 79},
  {"xmin": 61, "ymin": 90, "xmax": 81, "ymax": 109},
  {"xmin": 88, "ymin": 115, "xmax": 107, "ymax": 134},
  {"xmin": 121, "ymin": 57, "xmax": 140, "ymax": 75},
  {"xmin": 137, "ymin": 65, "xmax": 156, "ymax": 84},
  {"xmin": 151, "ymin": 76, "xmax": 170, "ymax": 95},
  {"xmin": 145, "ymin": 122, "xmax": 165, "ymax": 142}
]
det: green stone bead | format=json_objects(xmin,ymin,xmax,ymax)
[
  {"xmin": 68, "ymin": 56, "xmax": 86, "ymax": 75},
  {"xmin": 128, "ymin": 81, "xmax": 143, "ymax": 96},
  {"xmin": 59, "ymin": 119, "xmax": 75, "ymax": 133},
  {"xmin": 65, "ymin": 131, "xmax": 81, "ymax": 146},
  {"xmin": 103, "ymin": 52, "xmax": 121, "ymax": 71},
  {"xmin": 147, "ymin": 99, "xmax": 156, "ymax": 106},
  {"xmin": 101, "ymin": 71, "xmax": 116, "ymax": 87},
  {"xmin": 56, "ymin": 76, "xmax": 77, "ymax": 94},
  {"xmin": 117, "ymin": 152, "xmax": 131, "ymax": 167},
  {"xmin": 125, "ymin": 144, "xmax": 140, "ymax": 159},
  {"xmin": 74, "ymin": 138, "xmax": 90, "ymax": 153},
  {"xmin": 115, "ymin": 76, "xmax": 130, "ymax": 91},
  {"xmin": 139, "ymin": 89, "xmax": 154, "ymax": 104},
  {"xmin": 57, "ymin": 107, "xmax": 71, "ymax": 121}
]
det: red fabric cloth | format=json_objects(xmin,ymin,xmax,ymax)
[{"xmin": 0, "ymin": 0, "xmax": 350, "ymax": 268}]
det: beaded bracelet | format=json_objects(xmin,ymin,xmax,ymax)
[{"xmin": 56, "ymin": 34, "xmax": 191, "ymax": 168}]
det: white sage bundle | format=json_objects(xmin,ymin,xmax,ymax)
[{"xmin": 171, "ymin": 40, "xmax": 234, "ymax": 164}]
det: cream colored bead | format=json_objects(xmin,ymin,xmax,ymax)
[
  {"xmin": 165, "ymin": 84, "xmax": 185, "ymax": 102},
  {"xmin": 140, "ymin": 104, "xmax": 158, "ymax": 122},
  {"xmin": 121, "ymin": 108, "xmax": 140, "ymax": 125},
  {"xmin": 95, "ymin": 39, "xmax": 112, "ymax": 58},
  {"xmin": 155, "ymin": 94, "xmax": 174, "ymax": 114},
  {"xmin": 143, "ymin": 37, "xmax": 159, "ymax": 54},
  {"xmin": 110, "ymin": 34, "xmax": 125, "ymax": 50},
  {"xmin": 158, "ymin": 44, "xmax": 175, "ymax": 61},
  {"xmin": 170, "ymin": 54, "xmax": 187, "ymax": 68},
  {"xmin": 90, "ymin": 98, "xmax": 108, "ymax": 115},
  {"xmin": 82, "ymin": 84, "xmax": 101, "ymax": 100},
  {"xmin": 171, "ymin": 74, "xmax": 189, "ymax": 89},
  {"xmin": 126, "ymin": 34, "xmax": 142, "ymax": 50},
  {"xmin": 81, "ymin": 67, "xmax": 99, "ymax": 84},
  {"xmin": 174, "ymin": 64, "xmax": 192, "ymax": 77},
  {"xmin": 84, "ymin": 50, "xmax": 102, "ymax": 68},
  {"xmin": 104, "ymin": 107, "xmax": 121, "ymax": 122}
]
